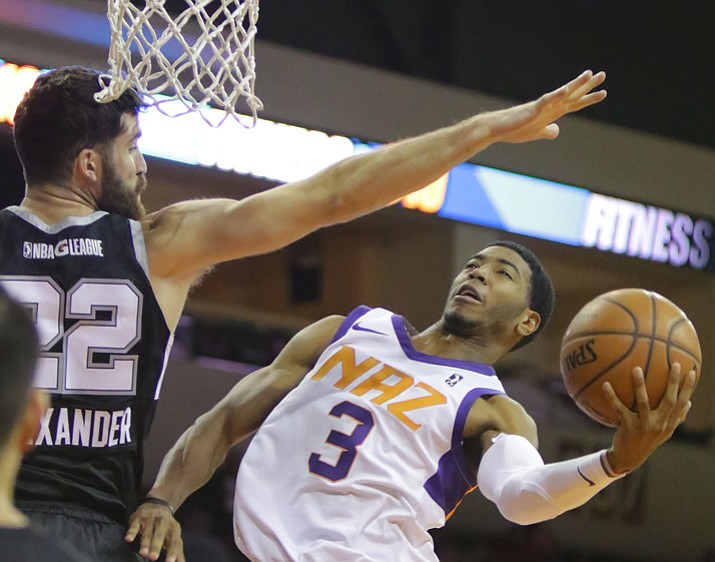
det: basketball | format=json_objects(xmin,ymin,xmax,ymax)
[{"xmin": 560, "ymin": 288, "xmax": 701, "ymax": 427}]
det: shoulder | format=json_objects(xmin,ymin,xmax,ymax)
[
  {"xmin": 280, "ymin": 315, "xmax": 345, "ymax": 363},
  {"xmin": 142, "ymin": 203, "xmax": 189, "ymax": 241}
]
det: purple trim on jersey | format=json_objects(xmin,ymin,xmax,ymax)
[
  {"xmin": 424, "ymin": 388, "xmax": 503, "ymax": 516},
  {"xmin": 391, "ymin": 315, "xmax": 497, "ymax": 376},
  {"xmin": 329, "ymin": 305, "xmax": 373, "ymax": 345}
]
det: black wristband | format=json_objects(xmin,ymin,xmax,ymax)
[{"xmin": 142, "ymin": 496, "xmax": 175, "ymax": 517}]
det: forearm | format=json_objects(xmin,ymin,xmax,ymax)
[
  {"xmin": 323, "ymin": 116, "xmax": 490, "ymax": 223},
  {"xmin": 146, "ymin": 363, "xmax": 308, "ymax": 507},
  {"xmin": 323, "ymin": 70, "xmax": 607, "ymax": 223},
  {"xmin": 146, "ymin": 410, "xmax": 233, "ymax": 509},
  {"xmin": 477, "ymin": 434, "xmax": 625, "ymax": 525}
]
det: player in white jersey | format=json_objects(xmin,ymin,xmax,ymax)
[
  {"xmin": 234, "ymin": 305, "xmax": 506, "ymax": 561},
  {"xmin": 132, "ymin": 241, "xmax": 695, "ymax": 561}
]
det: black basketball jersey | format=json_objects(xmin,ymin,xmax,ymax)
[{"xmin": 0, "ymin": 207, "xmax": 173, "ymax": 524}]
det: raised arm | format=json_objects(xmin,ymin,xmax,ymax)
[
  {"xmin": 470, "ymin": 363, "xmax": 696, "ymax": 526},
  {"xmin": 125, "ymin": 315, "xmax": 344, "ymax": 562},
  {"xmin": 147, "ymin": 70, "xmax": 607, "ymax": 281}
]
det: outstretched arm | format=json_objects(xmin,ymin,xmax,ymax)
[
  {"xmin": 471, "ymin": 363, "xmax": 695, "ymax": 525},
  {"xmin": 147, "ymin": 70, "xmax": 607, "ymax": 281},
  {"xmin": 125, "ymin": 315, "xmax": 344, "ymax": 561}
]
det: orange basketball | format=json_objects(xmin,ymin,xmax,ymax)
[{"xmin": 560, "ymin": 288, "xmax": 701, "ymax": 427}]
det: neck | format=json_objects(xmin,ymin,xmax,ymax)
[
  {"xmin": 0, "ymin": 448, "xmax": 27, "ymax": 528},
  {"xmin": 20, "ymin": 184, "xmax": 98, "ymax": 225},
  {"xmin": 411, "ymin": 322, "xmax": 512, "ymax": 365}
]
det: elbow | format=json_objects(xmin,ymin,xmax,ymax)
[
  {"xmin": 490, "ymin": 482, "xmax": 563, "ymax": 526},
  {"xmin": 497, "ymin": 503, "xmax": 556, "ymax": 526}
]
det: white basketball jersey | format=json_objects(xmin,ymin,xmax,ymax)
[{"xmin": 234, "ymin": 306, "xmax": 506, "ymax": 562}]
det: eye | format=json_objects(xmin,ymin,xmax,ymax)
[
  {"xmin": 499, "ymin": 270, "xmax": 513, "ymax": 280},
  {"xmin": 465, "ymin": 263, "xmax": 477, "ymax": 270}
]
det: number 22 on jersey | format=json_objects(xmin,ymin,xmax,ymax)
[{"xmin": 1, "ymin": 276, "xmax": 142, "ymax": 395}]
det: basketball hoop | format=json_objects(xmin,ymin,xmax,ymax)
[{"xmin": 95, "ymin": 0, "xmax": 263, "ymax": 128}]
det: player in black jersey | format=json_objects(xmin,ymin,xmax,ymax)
[
  {"xmin": 2, "ymin": 66, "xmax": 606, "ymax": 561},
  {"xmin": 0, "ymin": 286, "xmax": 89, "ymax": 562}
]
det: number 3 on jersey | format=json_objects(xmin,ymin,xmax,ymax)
[
  {"xmin": 309, "ymin": 401, "xmax": 374, "ymax": 482},
  {"xmin": 1, "ymin": 276, "xmax": 142, "ymax": 395}
]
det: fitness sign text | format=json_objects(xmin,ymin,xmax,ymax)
[{"xmin": 581, "ymin": 193, "xmax": 713, "ymax": 270}]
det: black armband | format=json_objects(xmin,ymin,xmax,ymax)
[{"xmin": 142, "ymin": 496, "xmax": 176, "ymax": 517}]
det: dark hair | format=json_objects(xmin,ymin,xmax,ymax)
[
  {"xmin": 13, "ymin": 66, "xmax": 146, "ymax": 186},
  {"xmin": 0, "ymin": 286, "xmax": 39, "ymax": 448},
  {"xmin": 488, "ymin": 240, "xmax": 555, "ymax": 350}
]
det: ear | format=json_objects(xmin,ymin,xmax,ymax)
[
  {"xmin": 75, "ymin": 148, "xmax": 102, "ymax": 183},
  {"xmin": 18, "ymin": 390, "xmax": 50, "ymax": 454},
  {"xmin": 516, "ymin": 309, "xmax": 541, "ymax": 338}
]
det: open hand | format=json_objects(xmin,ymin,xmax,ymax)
[
  {"xmin": 483, "ymin": 70, "xmax": 607, "ymax": 144},
  {"xmin": 126, "ymin": 501, "xmax": 185, "ymax": 562},
  {"xmin": 603, "ymin": 362, "xmax": 696, "ymax": 474}
]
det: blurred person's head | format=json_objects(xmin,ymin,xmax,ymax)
[{"xmin": 0, "ymin": 285, "xmax": 45, "ymax": 523}]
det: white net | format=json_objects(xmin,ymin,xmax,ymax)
[{"xmin": 95, "ymin": 0, "xmax": 263, "ymax": 127}]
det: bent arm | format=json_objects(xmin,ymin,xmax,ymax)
[
  {"xmin": 477, "ymin": 433, "xmax": 622, "ymax": 525},
  {"xmin": 144, "ymin": 315, "xmax": 344, "ymax": 509},
  {"xmin": 471, "ymin": 364, "xmax": 695, "ymax": 526},
  {"xmin": 147, "ymin": 70, "xmax": 606, "ymax": 279},
  {"xmin": 468, "ymin": 395, "xmax": 622, "ymax": 526},
  {"xmin": 126, "ymin": 315, "xmax": 345, "ymax": 561}
]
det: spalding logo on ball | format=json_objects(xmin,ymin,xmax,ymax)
[{"xmin": 560, "ymin": 288, "xmax": 701, "ymax": 427}]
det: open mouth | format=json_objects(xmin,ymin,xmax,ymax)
[{"xmin": 456, "ymin": 284, "xmax": 482, "ymax": 303}]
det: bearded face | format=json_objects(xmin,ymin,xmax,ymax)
[{"xmin": 97, "ymin": 149, "xmax": 146, "ymax": 221}]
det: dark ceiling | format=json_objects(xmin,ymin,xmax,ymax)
[{"xmin": 140, "ymin": 0, "xmax": 714, "ymax": 151}]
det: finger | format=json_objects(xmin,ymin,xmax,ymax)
[
  {"xmin": 661, "ymin": 362, "xmax": 683, "ymax": 407},
  {"xmin": 631, "ymin": 367, "xmax": 651, "ymax": 417},
  {"xmin": 138, "ymin": 516, "xmax": 157, "ymax": 558},
  {"xmin": 589, "ymin": 70, "xmax": 607, "ymax": 87},
  {"xmin": 571, "ymin": 70, "xmax": 607, "ymax": 98},
  {"xmin": 165, "ymin": 531, "xmax": 184, "ymax": 562},
  {"xmin": 550, "ymin": 69, "xmax": 603, "ymax": 102},
  {"xmin": 125, "ymin": 516, "xmax": 142, "ymax": 543},
  {"xmin": 538, "ymin": 123, "xmax": 560, "ymax": 140},
  {"xmin": 602, "ymin": 381, "xmax": 630, "ymax": 422},
  {"xmin": 571, "ymin": 89, "xmax": 608, "ymax": 111},
  {"xmin": 562, "ymin": 69, "xmax": 595, "ymax": 96},
  {"xmin": 674, "ymin": 370, "xmax": 698, "ymax": 420},
  {"xmin": 537, "ymin": 71, "xmax": 592, "ymax": 106},
  {"xmin": 679, "ymin": 368, "xmax": 698, "ymax": 400},
  {"xmin": 148, "ymin": 518, "xmax": 170, "ymax": 561},
  {"xmin": 537, "ymin": 71, "xmax": 606, "ymax": 116}
]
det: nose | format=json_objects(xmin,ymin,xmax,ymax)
[
  {"xmin": 468, "ymin": 266, "xmax": 487, "ymax": 283},
  {"xmin": 134, "ymin": 151, "xmax": 148, "ymax": 176}
]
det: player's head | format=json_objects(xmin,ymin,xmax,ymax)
[
  {"xmin": 490, "ymin": 241, "xmax": 555, "ymax": 349},
  {"xmin": 13, "ymin": 66, "xmax": 148, "ymax": 220},
  {"xmin": 442, "ymin": 240, "xmax": 554, "ymax": 351},
  {"xmin": 0, "ymin": 286, "xmax": 41, "ymax": 453}
]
